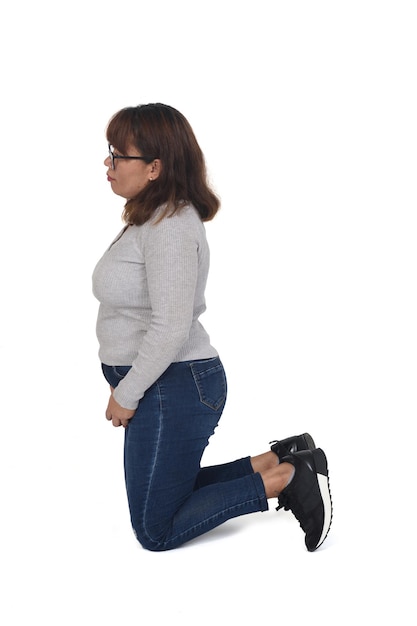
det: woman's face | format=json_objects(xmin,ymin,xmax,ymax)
[{"xmin": 104, "ymin": 143, "xmax": 159, "ymax": 199}]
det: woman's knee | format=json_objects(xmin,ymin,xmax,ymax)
[{"xmin": 131, "ymin": 520, "xmax": 173, "ymax": 552}]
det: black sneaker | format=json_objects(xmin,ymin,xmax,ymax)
[
  {"xmin": 277, "ymin": 448, "xmax": 333, "ymax": 552},
  {"xmin": 270, "ymin": 433, "xmax": 316, "ymax": 460}
]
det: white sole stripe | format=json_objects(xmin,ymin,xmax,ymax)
[{"xmin": 317, "ymin": 473, "xmax": 332, "ymax": 547}]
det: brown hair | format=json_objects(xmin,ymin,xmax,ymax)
[{"xmin": 106, "ymin": 104, "xmax": 220, "ymax": 225}]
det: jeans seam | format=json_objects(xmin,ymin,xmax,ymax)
[
  {"xmin": 141, "ymin": 381, "xmax": 164, "ymax": 548},
  {"xmin": 167, "ymin": 496, "xmax": 265, "ymax": 547},
  {"xmin": 251, "ymin": 471, "xmax": 269, "ymax": 510}
]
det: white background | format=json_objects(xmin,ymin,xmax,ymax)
[{"xmin": 1, "ymin": 1, "xmax": 415, "ymax": 624}]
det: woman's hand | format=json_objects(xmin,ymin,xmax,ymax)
[{"xmin": 106, "ymin": 387, "xmax": 135, "ymax": 428}]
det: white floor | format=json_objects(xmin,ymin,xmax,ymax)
[
  {"xmin": 1, "ymin": 2, "xmax": 416, "ymax": 623},
  {"xmin": 1, "ymin": 351, "xmax": 414, "ymax": 625}
]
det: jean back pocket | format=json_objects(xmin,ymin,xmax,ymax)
[{"xmin": 190, "ymin": 358, "xmax": 227, "ymax": 411}]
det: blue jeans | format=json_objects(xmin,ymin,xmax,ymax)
[{"xmin": 102, "ymin": 357, "xmax": 268, "ymax": 551}]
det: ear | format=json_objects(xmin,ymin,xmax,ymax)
[{"xmin": 148, "ymin": 159, "xmax": 161, "ymax": 181}]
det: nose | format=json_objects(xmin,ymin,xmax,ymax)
[{"xmin": 104, "ymin": 155, "xmax": 111, "ymax": 167}]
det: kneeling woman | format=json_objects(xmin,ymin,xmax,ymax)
[{"xmin": 92, "ymin": 103, "xmax": 332, "ymax": 552}]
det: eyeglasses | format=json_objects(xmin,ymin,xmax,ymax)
[{"xmin": 108, "ymin": 144, "xmax": 155, "ymax": 170}]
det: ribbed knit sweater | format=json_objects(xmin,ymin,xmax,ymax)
[{"xmin": 92, "ymin": 204, "xmax": 218, "ymax": 409}]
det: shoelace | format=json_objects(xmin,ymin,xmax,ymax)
[{"xmin": 276, "ymin": 492, "xmax": 307, "ymax": 532}]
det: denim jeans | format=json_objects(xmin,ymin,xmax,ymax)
[{"xmin": 102, "ymin": 357, "xmax": 268, "ymax": 551}]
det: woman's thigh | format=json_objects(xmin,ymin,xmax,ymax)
[{"xmin": 121, "ymin": 359, "xmax": 227, "ymax": 539}]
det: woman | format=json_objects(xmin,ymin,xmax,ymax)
[{"xmin": 92, "ymin": 103, "xmax": 332, "ymax": 552}]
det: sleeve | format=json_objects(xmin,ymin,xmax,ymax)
[{"xmin": 112, "ymin": 214, "xmax": 199, "ymax": 409}]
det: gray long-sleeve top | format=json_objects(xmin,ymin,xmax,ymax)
[{"xmin": 92, "ymin": 204, "xmax": 218, "ymax": 409}]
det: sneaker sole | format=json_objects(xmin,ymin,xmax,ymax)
[{"xmin": 312, "ymin": 448, "xmax": 333, "ymax": 551}]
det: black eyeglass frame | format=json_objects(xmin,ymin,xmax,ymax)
[{"xmin": 108, "ymin": 144, "xmax": 156, "ymax": 169}]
